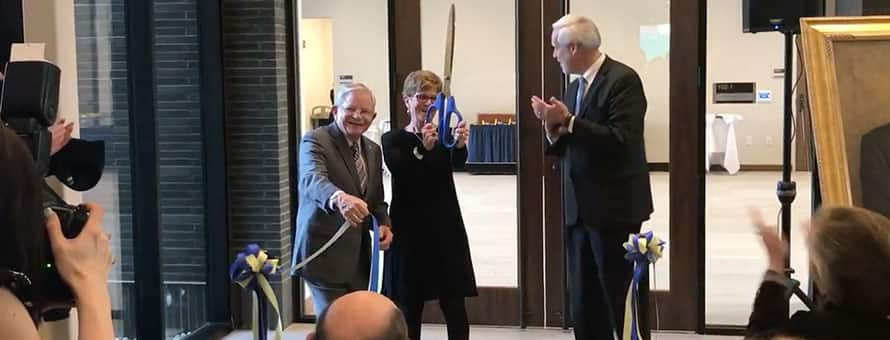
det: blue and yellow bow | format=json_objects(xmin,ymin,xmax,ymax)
[
  {"xmin": 622, "ymin": 231, "xmax": 665, "ymax": 340},
  {"xmin": 230, "ymin": 244, "xmax": 283, "ymax": 340}
]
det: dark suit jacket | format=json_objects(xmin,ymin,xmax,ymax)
[
  {"xmin": 746, "ymin": 280, "xmax": 890, "ymax": 340},
  {"xmin": 861, "ymin": 123, "xmax": 890, "ymax": 218},
  {"xmin": 547, "ymin": 57, "xmax": 653, "ymax": 229},
  {"xmin": 293, "ymin": 123, "xmax": 391, "ymax": 285}
]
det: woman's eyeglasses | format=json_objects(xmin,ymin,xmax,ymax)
[{"xmin": 414, "ymin": 93, "xmax": 437, "ymax": 102}]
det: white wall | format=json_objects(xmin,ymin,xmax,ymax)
[
  {"xmin": 570, "ymin": 0, "xmax": 671, "ymax": 163},
  {"xmin": 572, "ymin": 0, "xmax": 793, "ymax": 165},
  {"xmin": 307, "ymin": 0, "xmax": 791, "ymax": 165},
  {"xmin": 301, "ymin": 0, "xmax": 390, "ymax": 143},
  {"xmin": 420, "ymin": 0, "xmax": 516, "ymax": 124},
  {"xmin": 706, "ymin": 0, "xmax": 796, "ymax": 165}
]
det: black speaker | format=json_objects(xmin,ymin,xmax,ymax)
[
  {"xmin": 743, "ymin": 0, "xmax": 824, "ymax": 34},
  {"xmin": 0, "ymin": 60, "xmax": 61, "ymax": 125}
]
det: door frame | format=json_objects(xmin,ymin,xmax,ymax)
[
  {"xmin": 539, "ymin": 0, "xmax": 707, "ymax": 332},
  {"xmin": 290, "ymin": 0, "xmax": 707, "ymax": 330}
]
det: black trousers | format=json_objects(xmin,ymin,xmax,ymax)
[
  {"xmin": 400, "ymin": 296, "xmax": 469, "ymax": 340},
  {"xmin": 566, "ymin": 224, "xmax": 650, "ymax": 340}
]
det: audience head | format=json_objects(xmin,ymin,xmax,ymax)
[
  {"xmin": 551, "ymin": 14, "xmax": 602, "ymax": 74},
  {"xmin": 0, "ymin": 125, "xmax": 48, "ymax": 305},
  {"xmin": 808, "ymin": 205, "xmax": 890, "ymax": 316},
  {"xmin": 401, "ymin": 70, "xmax": 443, "ymax": 129},
  {"xmin": 307, "ymin": 291, "xmax": 409, "ymax": 340},
  {"xmin": 332, "ymin": 82, "xmax": 377, "ymax": 142}
]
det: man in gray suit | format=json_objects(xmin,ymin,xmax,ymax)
[{"xmin": 293, "ymin": 82, "xmax": 394, "ymax": 316}]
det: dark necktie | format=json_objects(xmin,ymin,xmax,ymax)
[{"xmin": 351, "ymin": 142, "xmax": 367, "ymax": 193}]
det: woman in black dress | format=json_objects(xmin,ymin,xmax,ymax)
[{"xmin": 382, "ymin": 70, "xmax": 477, "ymax": 340}]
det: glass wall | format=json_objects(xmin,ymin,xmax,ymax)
[
  {"xmin": 74, "ymin": 0, "xmax": 138, "ymax": 336},
  {"xmin": 703, "ymin": 0, "xmax": 810, "ymax": 325},
  {"xmin": 420, "ymin": 0, "xmax": 519, "ymax": 288},
  {"xmin": 298, "ymin": 0, "xmax": 391, "ymax": 316},
  {"xmin": 154, "ymin": 0, "xmax": 208, "ymax": 337},
  {"xmin": 569, "ymin": 0, "xmax": 671, "ymax": 291},
  {"xmin": 73, "ymin": 0, "xmax": 220, "ymax": 337}
]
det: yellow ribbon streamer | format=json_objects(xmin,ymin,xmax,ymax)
[
  {"xmin": 235, "ymin": 251, "xmax": 283, "ymax": 340},
  {"xmin": 622, "ymin": 233, "xmax": 665, "ymax": 340}
]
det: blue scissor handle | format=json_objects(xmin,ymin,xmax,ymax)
[
  {"xmin": 424, "ymin": 93, "xmax": 464, "ymax": 149},
  {"xmin": 424, "ymin": 93, "xmax": 445, "ymax": 125}
]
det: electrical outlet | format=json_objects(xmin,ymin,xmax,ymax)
[
  {"xmin": 765, "ymin": 136, "xmax": 773, "ymax": 146},
  {"xmin": 746, "ymin": 136, "xmax": 753, "ymax": 146}
]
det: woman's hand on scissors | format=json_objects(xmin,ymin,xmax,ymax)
[
  {"xmin": 453, "ymin": 121, "xmax": 468, "ymax": 149},
  {"xmin": 421, "ymin": 123, "xmax": 438, "ymax": 151}
]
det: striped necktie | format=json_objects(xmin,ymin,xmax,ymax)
[{"xmin": 351, "ymin": 142, "xmax": 367, "ymax": 193}]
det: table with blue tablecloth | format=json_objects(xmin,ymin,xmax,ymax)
[{"xmin": 466, "ymin": 124, "xmax": 516, "ymax": 174}]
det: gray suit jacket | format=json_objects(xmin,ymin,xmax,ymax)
[{"xmin": 292, "ymin": 123, "xmax": 391, "ymax": 285}]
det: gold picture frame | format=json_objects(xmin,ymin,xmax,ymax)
[{"xmin": 801, "ymin": 16, "xmax": 890, "ymax": 216}]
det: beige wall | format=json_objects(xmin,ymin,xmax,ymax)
[
  {"xmin": 299, "ymin": 18, "xmax": 334, "ymax": 134},
  {"xmin": 570, "ymin": 0, "xmax": 671, "ymax": 163},
  {"xmin": 420, "ymin": 0, "xmax": 516, "ymax": 125},
  {"xmin": 301, "ymin": 0, "xmax": 390, "ymax": 142},
  {"xmin": 706, "ymin": 0, "xmax": 796, "ymax": 166},
  {"xmin": 305, "ymin": 0, "xmax": 792, "ymax": 165}
]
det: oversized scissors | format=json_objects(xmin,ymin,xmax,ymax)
[{"xmin": 425, "ymin": 4, "xmax": 464, "ymax": 149}]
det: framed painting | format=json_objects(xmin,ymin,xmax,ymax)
[{"xmin": 801, "ymin": 16, "xmax": 890, "ymax": 217}]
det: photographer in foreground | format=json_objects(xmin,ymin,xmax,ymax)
[{"xmin": 0, "ymin": 125, "xmax": 114, "ymax": 339}]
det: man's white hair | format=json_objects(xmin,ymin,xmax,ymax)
[
  {"xmin": 334, "ymin": 82, "xmax": 376, "ymax": 107},
  {"xmin": 552, "ymin": 14, "xmax": 602, "ymax": 50}
]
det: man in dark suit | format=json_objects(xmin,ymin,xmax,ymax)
[
  {"xmin": 861, "ymin": 122, "xmax": 890, "ymax": 219},
  {"xmin": 293, "ymin": 82, "xmax": 394, "ymax": 316},
  {"xmin": 532, "ymin": 14, "xmax": 653, "ymax": 340}
]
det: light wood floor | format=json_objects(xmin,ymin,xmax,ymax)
[
  {"xmin": 223, "ymin": 324, "xmax": 739, "ymax": 340},
  {"xmin": 385, "ymin": 171, "xmax": 814, "ymax": 326},
  {"xmin": 285, "ymin": 170, "xmax": 813, "ymax": 336}
]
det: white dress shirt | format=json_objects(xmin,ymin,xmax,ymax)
[{"xmin": 548, "ymin": 52, "xmax": 607, "ymax": 144}]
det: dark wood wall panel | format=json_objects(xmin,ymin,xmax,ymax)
[
  {"xmin": 543, "ymin": 0, "xmax": 568, "ymax": 329},
  {"xmin": 516, "ymin": 0, "xmax": 547, "ymax": 328},
  {"xmin": 668, "ymin": 0, "xmax": 706, "ymax": 332},
  {"xmin": 388, "ymin": 0, "xmax": 422, "ymax": 129}
]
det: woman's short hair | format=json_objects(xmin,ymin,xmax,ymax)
[
  {"xmin": 809, "ymin": 205, "xmax": 890, "ymax": 316},
  {"xmin": 0, "ymin": 125, "xmax": 48, "ymax": 310},
  {"xmin": 401, "ymin": 70, "xmax": 442, "ymax": 97}
]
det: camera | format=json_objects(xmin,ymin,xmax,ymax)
[{"xmin": 0, "ymin": 60, "xmax": 103, "ymax": 321}]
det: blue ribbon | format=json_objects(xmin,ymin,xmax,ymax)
[
  {"xmin": 368, "ymin": 216, "xmax": 381, "ymax": 292},
  {"xmin": 240, "ymin": 217, "xmax": 381, "ymax": 340},
  {"xmin": 622, "ymin": 231, "xmax": 665, "ymax": 340},
  {"xmin": 425, "ymin": 93, "xmax": 464, "ymax": 149},
  {"xmin": 229, "ymin": 244, "xmax": 283, "ymax": 340}
]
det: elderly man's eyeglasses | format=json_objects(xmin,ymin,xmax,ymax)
[{"xmin": 342, "ymin": 106, "xmax": 376, "ymax": 117}]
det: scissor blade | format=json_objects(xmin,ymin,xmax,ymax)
[{"xmin": 443, "ymin": 3, "xmax": 455, "ymax": 97}]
